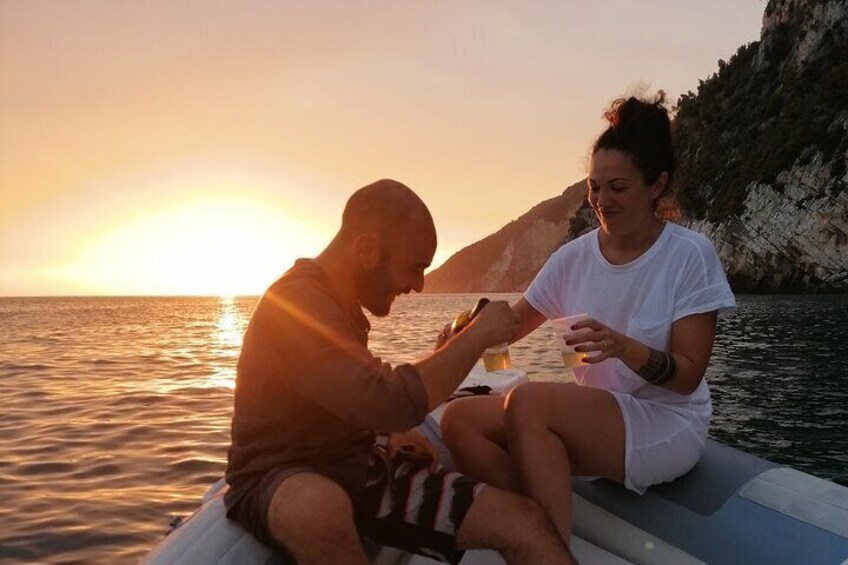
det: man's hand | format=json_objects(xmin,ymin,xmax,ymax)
[
  {"xmin": 386, "ymin": 429, "xmax": 438, "ymax": 472},
  {"xmin": 416, "ymin": 301, "xmax": 519, "ymax": 411},
  {"xmin": 434, "ymin": 322, "xmax": 452, "ymax": 350},
  {"xmin": 468, "ymin": 301, "xmax": 519, "ymax": 347}
]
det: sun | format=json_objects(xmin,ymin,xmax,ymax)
[
  {"xmin": 149, "ymin": 200, "xmax": 289, "ymax": 296},
  {"xmin": 59, "ymin": 197, "xmax": 326, "ymax": 296}
]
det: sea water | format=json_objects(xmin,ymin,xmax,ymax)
[{"xmin": 1, "ymin": 293, "xmax": 846, "ymax": 563}]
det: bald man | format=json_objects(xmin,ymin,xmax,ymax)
[{"xmin": 225, "ymin": 180, "xmax": 574, "ymax": 565}]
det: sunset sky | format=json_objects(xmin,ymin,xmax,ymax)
[{"xmin": 1, "ymin": 1, "xmax": 765, "ymax": 297}]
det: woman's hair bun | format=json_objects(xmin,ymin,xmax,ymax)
[{"xmin": 594, "ymin": 91, "xmax": 675, "ymax": 188}]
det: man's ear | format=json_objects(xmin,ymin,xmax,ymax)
[{"xmin": 352, "ymin": 233, "xmax": 382, "ymax": 268}]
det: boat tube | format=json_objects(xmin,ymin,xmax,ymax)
[{"xmin": 142, "ymin": 367, "xmax": 848, "ymax": 564}]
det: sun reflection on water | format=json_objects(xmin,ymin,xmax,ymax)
[
  {"xmin": 208, "ymin": 296, "xmax": 248, "ymax": 389},
  {"xmin": 215, "ymin": 296, "xmax": 246, "ymax": 350}
]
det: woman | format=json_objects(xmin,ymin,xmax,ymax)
[{"xmin": 440, "ymin": 93, "xmax": 736, "ymax": 546}]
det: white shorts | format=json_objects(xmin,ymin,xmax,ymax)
[{"xmin": 609, "ymin": 391, "xmax": 708, "ymax": 494}]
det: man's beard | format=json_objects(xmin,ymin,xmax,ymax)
[{"xmin": 353, "ymin": 248, "xmax": 395, "ymax": 317}]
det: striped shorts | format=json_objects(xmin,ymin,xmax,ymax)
[{"xmin": 356, "ymin": 446, "xmax": 485, "ymax": 564}]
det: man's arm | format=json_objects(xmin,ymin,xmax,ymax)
[
  {"xmin": 253, "ymin": 288, "xmax": 430, "ymax": 433},
  {"xmin": 263, "ymin": 289, "xmax": 516, "ymax": 431},
  {"xmin": 415, "ymin": 301, "xmax": 518, "ymax": 411}
]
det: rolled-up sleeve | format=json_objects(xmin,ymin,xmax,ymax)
[{"xmin": 260, "ymin": 284, "xmax": 429, "ymax": 433}]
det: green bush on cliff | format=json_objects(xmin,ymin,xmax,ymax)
[{"xmin": 673, "ymin": 16, "xmax": 848, "ymax": 221}]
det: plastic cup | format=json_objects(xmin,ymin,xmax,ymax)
[
  {"xmin": 551, "ymin": 313, "xmax": 590, "ymax": 369},
  {"xmin": 482, "ymin": 342, "xmax": 511, "ymax": 372}
]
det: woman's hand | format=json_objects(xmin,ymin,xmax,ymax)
[
  {"xmin": 387, "ymin": 429, "xmax": 438, "ymax": 472},
  {"xmin": 566, "ymin": 318, "xmax": 632, "ymax": 364},
  {"xmin": 566, "ymin": 313, "xmax": 717, "ymax": 396}
]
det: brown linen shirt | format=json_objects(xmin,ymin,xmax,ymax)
[{"xmin": 225, "ymin": 259, "xmax": 429, "ymax": 507}]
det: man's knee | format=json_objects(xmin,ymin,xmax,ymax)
[
  {"xmin": 457, "ymin": 486, "xmax": 559, "ymax": 552},
  {"xmin": 267, "ymin": 473, "xmax": 360, "ymax": 554}
]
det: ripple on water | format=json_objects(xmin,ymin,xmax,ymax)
[
  {"xmin": 5, "ymin": 529, "xmax": 147, "ymax": 562},
  {"xmin": 109, "ymin": 393, "xmax": 167, "ymax": 407},
  {"xmin": 0, "ymin": 362, "xmax": 53, "ymax": 371},
  {"xmin": 14, "ymin": 462, "xmax": 77, "ymax": 476},
  {"xmin": 167, "ymin": 457, "xmax": 225, "ymax": 476},
  {"xmin": 5, "ymin": 387, "xmax": 49, "ymax": 401},
  {"xmin": 87, "ymin": 358, "xmax": 124, "ymax": 365},
  {"xmin": 69, "ymin": 463, "xmax": 124, "ymax": 480}
]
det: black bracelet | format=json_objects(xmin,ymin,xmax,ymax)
[
  {"xmin": 651, "ymin": 352, "xmax": 677, "ymax": 386},
  {"xmin": 636, "ymin": 348, "xmax": 665, "ymax": 382},
  {"xmin": 637, "ymin": 348, "xmax": 677, "ymax": 386}
]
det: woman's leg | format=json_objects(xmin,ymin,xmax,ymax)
[
  {"xmin": 504, "ymin": 382, "xmax": 626, "ymax": 544},
  {"xmin": 440, "ymin": 396, "xmax": 521, "ymax": 492}
]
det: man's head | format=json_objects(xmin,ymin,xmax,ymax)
[{"xmin": 340, "ymin": 179, "xmax": 437, "ymax": 316}]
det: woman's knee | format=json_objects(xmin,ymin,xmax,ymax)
[
  {"xmin": 440, "ymin": 401, "xmax": 466, "ymax": 449},
  {"xmin": 505, "ymin": 383, "xmax": 555, "ymax": 427},
  {"xmin": 441, "ymin": 397, "xmax": 501, "ymax": 451}
]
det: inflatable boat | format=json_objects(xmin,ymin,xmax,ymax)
[{"xmin": 142, "ymin": 368, "xmax": 848, "ymax": 564}]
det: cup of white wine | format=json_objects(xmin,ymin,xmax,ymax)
[
  {"xmin": 482, "ymin": 342, "xmax": 511, "ymax": 372},
  {"xmin": 451, "ymin": 298, "xmax": 512, "ymax": 372},
  {"xmin": 551, "ymin": 313, "xmax": 590, "ymax": 369}
]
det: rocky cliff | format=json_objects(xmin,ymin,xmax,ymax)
[
  {"xmin": 425, "ymin": 0, "xmax": 848, "ymax": 293},
  {"xmin": 673, "ymin": 0, "xmax": 848, "ymax": 291},
  {"xmin": 424, "ymin": 180, "xmax": 585, "ymax": 292}
]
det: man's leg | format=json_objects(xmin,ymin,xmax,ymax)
[
  {"xmin": 440, "ymin": 396, "xmax": 520, "ymax": 491},
  {"xmin": 266, "ymin": 472, "xmax": 369, "ymax": 565},
  {"xmin": 455, "ymin": 485, "xmax": 577, "ymax": 565},
  {"xmin": 358, "ymin": 448, "xmax": 575, "ymax": 565}
]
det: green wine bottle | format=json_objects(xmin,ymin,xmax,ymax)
[{"xmin": 450, "ymin": 298, "xmax": 490, "ymax": 336}]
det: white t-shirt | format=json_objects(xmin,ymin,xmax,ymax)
[{"xmin": 524, "ymin": 222, "xmax": 736, "ymax": 418}]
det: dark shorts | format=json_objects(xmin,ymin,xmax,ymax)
[{"xmin": 226, "ymin": 446, "xmax": 484, "ymax": 564}]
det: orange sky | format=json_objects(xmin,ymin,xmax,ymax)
[{"xmin": 0, "ymin": 1, "xmax": 765, "ymax": 296}]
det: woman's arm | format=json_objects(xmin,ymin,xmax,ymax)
[
  {"xmin": 510, "ymin": 298, "xmax": 547, "ymax": 343},
  {"xmin": 628, "ymin": 312, "xmax": 717, "ymax": 395},
  {"xmin": 664, "ymin": 312, "xmax": 717, "ymax": 394},
  {"xmin": 571, "ymin": 311, "xmax": 718, "ymax": 395}
]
